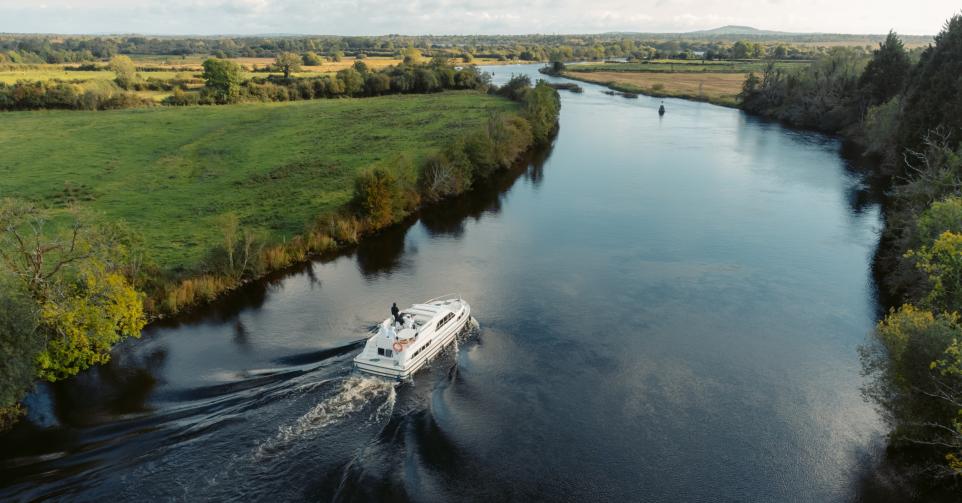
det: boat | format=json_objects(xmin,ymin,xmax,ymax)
[
  {"xmin": 353, "ymin": 294, "xmax": 472, "ymax": 379},
  {"xmin": 658, "ymin": 103, "xmax": 666, "ymax": 116}
]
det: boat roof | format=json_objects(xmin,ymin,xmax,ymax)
[{"xmin": 401, "ymin": 301, "xmax": 458, "ymax": 324}]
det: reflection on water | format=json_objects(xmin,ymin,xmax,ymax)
[{"xmin": 0, "ymin": 65, "xmax": 915, "ymax": 502}]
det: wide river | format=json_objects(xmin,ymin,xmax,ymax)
[{"xmin": 2, "ymin": 64, "xmax": 892, "ymax": 501}]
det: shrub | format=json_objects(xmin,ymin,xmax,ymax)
[
  {"xmin": 862, "ymin": 96, "xmax": 902, "ymax": 157},
  {"xmin": 302, "ymin": 51, "xmax": 324, "ymax": 66},
  {"xmin": 36, "ymin": 264, "xmax": 146, "ymax": 381},
  {"xmin": 861, "ymin": 305, "xmax": 962, "ymax": 475},
  {"xmin": 354, "ymin": 167, "xmax": 400, "ymax": 228},
  {"xmin": 916, "ymin": 197, "xmax": 962, "ymax": 248},
  {"xmin": 908, "ymin": 231, "xmax": 962, "ymax": 314},
  {"xmin": 522, "ymin": 82, "xmax": 561, "ymax": 145}
]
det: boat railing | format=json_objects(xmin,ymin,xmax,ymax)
[{"xmin": 424, "ymin": 293, "xmax": 462, "ymax": 304}]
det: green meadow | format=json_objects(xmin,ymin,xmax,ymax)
[{"xmin": 0, "ymin": 91, "xmax": 516, "ymax": 272}]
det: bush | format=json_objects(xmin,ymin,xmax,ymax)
[
  {"xmin": 522, "ymin": 81, "xmax": 561, "ymax": 145},
  {"xmin": 354, "ymin": 168, "xmax": 401, "ymax": 228},
  {"xmin": 861, "ymin": 305, "xmax": 962, "ymax": 474},
  {"xmin": 302, "ymin": 51, "xmax": 324, "ymax": 66},
  {"xmin": 908, "ymin": 231, "xmax": 962, "ymax": 314},
  {"xmin": 862, "ymin": 96, "xmax": 902, "ymax": 157}
]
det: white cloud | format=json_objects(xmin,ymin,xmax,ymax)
[{"xmin": 0, "ymin": 0, "xmax": 957, "ymax": 35}]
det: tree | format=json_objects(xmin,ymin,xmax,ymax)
[
  {"xmin": 522, "ymin": 82, "xmax": 561, "ymax": 145},
  {"xmin": 201, "ymin": 58, "xmax": 243, "ymax": 103},
  {"xmin": 336, "ymin": 67, "xmax": 364, "ymax": 96},
  {"xmin": 274, "ymin": 52, "xmax": 302, "ymax": 79},
  {"xmin": 302, "ymin": 51, "xmax": 323, "ymax": 66},
  {"xmin": 403, "ymin": 47, "xmax": 422, "ymax": 64},
  {"xmin": 859, "ymin": 31, "xmax": 911, "ymax": 108},
  {"xmin": 917, "ymin": 197, "xmax": 962, "ymax": 247},
  {"xmin": 354, "ymin": 167, "xmax": 399, "ymax": 227},
  {"xmin": 109, "ymin": 55, "xmax": 139, "ymax": 89},
  {"xmin": 329, "ymin": 50, "xmax": 343, "ymax": 62},
  {"xmin": 364, "ymin": 73, "xmax": 391, "ymax": 95},
  {"xmin": 898, "ymin": 15, "xmax": 962, "ymax": 154},
  {"xmin": 353, "ymin": 59, "xmax": 368, "ymax": 74},
  {"xmin": 36, "ymin": 262, "xmax": 145, "ymax": 380},
  {"xmin": 732, "ymin": 41, "xmax": 751, "ymax": 59},
  {"xmin": 908, "ymin": 231, "xmax": 962, "ymax": 314},
  {"xmin": 0, "ymin": 199, "xmax": 93, "ymax": 302},
  {"xmin": 0, "ymin": 198, "xmax": 147, "ymax": 403},
  {"xmin": 861, "ymin": 305, "xmax": 962, "ymax": 477}
]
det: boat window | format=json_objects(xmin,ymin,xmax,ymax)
[
  {"xmin": 385, "ymin": 349, "xmax": 393, "ymax": 357},
  {"xmin": 377, "ymin": 348, "xmax": 385, "ymax": 356},
  {"xmin": 436, "ymin": 313, "xmax": 454, "ymax": 330}
]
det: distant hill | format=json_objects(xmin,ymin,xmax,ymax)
[{"xmin": 687, "ymin": 26, "xmax": 790, "ymax": 36}]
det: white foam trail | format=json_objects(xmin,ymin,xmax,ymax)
[{"xmin": 254, "ymin": 376, "xmax": 396, "ymax": 459}]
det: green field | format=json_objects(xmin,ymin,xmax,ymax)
[
  {"xmin": 567, "ymin": 59, "xmax": 808, "ymax": 74},
  {"xmin": 0, "ymin": 91, "xmax": 516, "ymax": 271}
]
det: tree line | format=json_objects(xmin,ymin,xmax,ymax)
[
  {"xmin": 1, "ymin": 32, "xmax": 929, "ymax": 67},
  {"xmin": 743, "ymin": 14, "xmax": 962, "ymax": 486},
  {"xmin": 167, "ymin": 55, "xmax": 490, "ymax": 106},
  {"xmin": 0, "ymin": 55, "xmax": 491, "ymax": 111}
]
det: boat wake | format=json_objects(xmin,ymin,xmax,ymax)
[{"xmin": 253, "ymin": 375, "xmax": 397, "ymax": 460}]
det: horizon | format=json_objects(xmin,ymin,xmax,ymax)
[
  {"xmin": 0, "ymin": 25, "xmax": 941, "ymax": 38},
  {"xmin": 0, "ymin": 1, "xmax": 957, "ymax": 37}
]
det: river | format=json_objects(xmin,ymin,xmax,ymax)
[{"xmin": 1, "ymin": 64, "xmax": 892, "ymax": 501}]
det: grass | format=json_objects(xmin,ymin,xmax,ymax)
[
  {"xmin": 567, "ymin": 59, "xmax": 808, "ymax": 74},
  {"xmin": 0, "ymin": 91, "xmax": 516, "ymax": 272},
  {"xmin": 559, "ymin": 59, "xmax": 809, "ymax": 106},
  {"xmin": 563, "ymin": 71, "xmax": 746, "ymax": 107},
  {"xmin": 0, "ymin": 56, "xmax": 515, "ymax": 85}
]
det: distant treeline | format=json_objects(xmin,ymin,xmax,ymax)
[
  {"xmin": 0, "ymin": 58, "xmax": 490, "ymax": 111},
  {"xmin": 166, "ymin": 58, "xmax": 491, "ymax": 106},
  {"xmin": 743, "ymin": 15, "xmax": 962, "ymax": 488},
  {"xmin": 0, "ymin": 32, "xmax": 927, "ymax": 66}
]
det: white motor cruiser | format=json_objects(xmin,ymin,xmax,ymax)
[{"xmin": 354, "ymin": 294, "xmax": 472, "ymax": 379}]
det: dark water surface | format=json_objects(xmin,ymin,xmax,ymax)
[{"xmin": 1, "ymin": 65, "xmax": 890, "ymax": 502}]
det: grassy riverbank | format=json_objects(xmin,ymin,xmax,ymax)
[
  {"xmin": 0, "ymin": 80, "xmax": 559, "ymax": 427},
  {"xmin": 560, "ymin": 70, "xmax": 744, "ymax": 107},
  {"xmin": 0, "ymin": 91, "xmax": 515, "ymax": 272}
]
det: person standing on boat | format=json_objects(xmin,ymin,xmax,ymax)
[{"xmin": 391, "ymin": 302, "xmax": 402, "ymax": 325}]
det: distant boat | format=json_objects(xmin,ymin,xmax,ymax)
[{"xmin": 658, "ymin": 103, "xmax": 666, "ymax": 116}]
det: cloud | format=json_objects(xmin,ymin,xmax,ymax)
[{"xmin": 0, "ymin": 0, "xmax": 956, "ymax": 35}]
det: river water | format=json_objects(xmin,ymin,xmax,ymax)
[{"xmin": 1, "ymin": 64, "xmax": 891, "ymax": 501}]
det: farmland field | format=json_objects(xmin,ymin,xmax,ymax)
[
  {"xmin": 0, "ymin": 91, "xmax": 517, "ymax": 271},
  {"xmin": 562, "ymin": 70, "xmax": 747, "ymax": 106},
  {"xmin": 0, "ymin": 55, "xmax": 510, "ymax": 85},
  {"xmin": 566, "ymin": 59, "xmax": 808, "ymax": 74}
]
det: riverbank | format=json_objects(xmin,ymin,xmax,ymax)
[
  {"xmin": 0, "ymin": 81, "xmax": 560, "ymax": 427},
  {"xmin": 559, "ymin": 70, "xmax": 742, "ymax": 107}
]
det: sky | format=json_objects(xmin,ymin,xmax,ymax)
[{"xmin": 0, "ymin": 0, "xmax": 958, "ymax": 36}]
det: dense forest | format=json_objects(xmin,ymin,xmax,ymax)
[{"xmin": 745, "ymin": 15, "xmax": 962, "ymax": 489}]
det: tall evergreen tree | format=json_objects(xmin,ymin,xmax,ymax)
[
  {"xmin": 858, "ymin": 31, "xmax": 911, "ymax": 107},
  {"xmin": 898, "ymin": 15, "xmax": 962, "ymax": 153}
]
